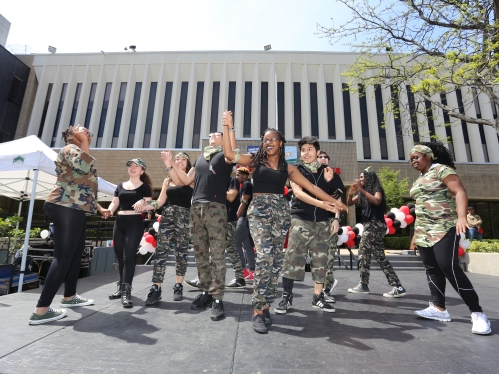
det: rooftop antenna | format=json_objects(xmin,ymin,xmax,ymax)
[
  {"xmin": 48, "ymin": 45, "xmax": 56, "ymax": 53},
  {"xmin": 129, "ymin": 45, "xmax": 136, "ymax": 52}
]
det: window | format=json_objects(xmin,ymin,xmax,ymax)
[
  {"xmin": 358, "ymin": 85, "xmax": 371, "ymax": 159},
  {"xmin": 243, "ymin": 82, "xmax": 252, "ymax": 137},
  {"xmin": 277, "ymin": 82, "xmax": 285, "ymax": 134},
  {"xmin": 455, "ymin": 89, "xmax": 472, "ymax": 162},
  {"xmin": 192, "ymin": 82, "xmax": 205, "ymax": 148},
  {"xmin": 84, "ymin": 83, "xmax": 97, "ymax": 129},
  {"xmin": 260, "ymin": 82, "xmax": 268, "ymax": 134},
  {"xmin": 342, "ymin": 83, "xmax": 353, "ymax": 140},
  {"xmin": 160, "ymin": 82, "xmax": 173, "ymax": 148},
  {"xmin": 424, "ymin": 100, "xmax": 436, "ymax": 140},
  {"xmin": 143, "ymin": 82, "xmax": 158, "ymax": 148},
  {"xmin": 38, "ymin": 84, "xmax": 53, "ymax": 138},
  {"xmin": 70, "ymin": 83, "xmax": 82, "ymax": 127},
  {"xmin": 176, "ymin": 82, "xmax": 189, "ymax": 148},
  {"xmin": 210, "ymin": 82, "xmax": 220, "ymax": 134},
  {"xmin": 374, "ymin": 85, "xmax": 388, "ymax": 159},
  {"xmin": 472, "ymin": 88, "xmax": 489, "ymax": 162},
  {"xmin": 128, "ymin": 82, "xmax": 142, "ymax": 148},
  {"xmin": 309, "ymin": 83, "xmax": 319, "ymax": 137},
  {"xmin": 391, "ymin": 85, "xmax": 405, "ymax": 160},
  {"xmin": 228, "ymin": 81, "xmax": 236, "ymax": 119},
  {"xmin": 111, "ymin": 83, "xmax": 127, "ymax": 148},
  {"xmin": 440, "ymin": 93, "xmax": 455, "ymax": 160},
  {"xmin": 8, "ymin": 76, "xmax": 22, "ymax": 104},
  {"xmin": 51, "ymin": 83, "xmax": 68, "ymax": 147},
  {"xmin": 325, "ymin": 83, "xmax": 336, "ymax": 139},
  {"xmin": 96, "ymin": 83, "xmax": 112, "ymax": 148},
  {"xmin": 293, "ymin": 82, "xmax": 302, "ymax": 138},
  {"xmin": 406, "ymin": 86, "xmax": 419, "ymax": 143}
]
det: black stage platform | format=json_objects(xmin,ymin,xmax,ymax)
[{"xmin": 0, "ymin": 265, "xmax": 497, "ymax": 373}]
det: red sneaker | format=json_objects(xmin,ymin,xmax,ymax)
[
  {"xmin": 244, "ymin": 271, "xmax": 255, "ymax": 281},
  {"xmin": 243, "ymin": 268, "xmax": 250, "ymax": 278}
]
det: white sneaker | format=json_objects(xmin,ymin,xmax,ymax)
[
  {"xmin": 414, "ymin": 301, "xmax": 451, "ymax": 322},
  {"xmin": 471, "ymin": 312, "xmax": 491, "ymax": 335}
]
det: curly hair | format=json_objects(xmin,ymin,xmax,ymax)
[
  {"xmin": 61, "ymin": 127, "xmax": 72, "ymax": 145},
  {"xmin": 140, "ymin": 172, "xmax": 154, "ymax": 192},
  {"xmin": 249, "ymin": 128, "xmax": 287, "ymax": 172},
  {"xmin": 357, "ymin": 170, "xmax": 386, "ymax": 212},
  {"xmin": 417, "ymin": 141, "xmax": 456, "ymax": 169}
]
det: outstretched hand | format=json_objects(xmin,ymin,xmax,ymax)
[
  {"xmin": 223, "ymin": 110, "xmax": 233, "ymax": 128},
  {"xmin": 161, "ymin": 150, "xmax": 173, "ymax": 166}
]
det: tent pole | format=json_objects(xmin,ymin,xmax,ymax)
[
  {"xmin": 18, "ymin": 169, "xmax": 39, "ymax": 293},
  {"xmin": 17, "ymin": 170, "xmax": 30, "ymax": 229}
]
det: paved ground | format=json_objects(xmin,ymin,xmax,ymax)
[{"xmin": 0, "ymin": 263, "xmax": 497, "ymax": 374}]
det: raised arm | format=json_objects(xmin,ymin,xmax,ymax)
[
  {"xmin": 161, "ymin": 150, "xmax": 195, "ymax": 186},
  {"xmin": 222, "ymin": 110, "xmax": 253, "ymax": 166}
]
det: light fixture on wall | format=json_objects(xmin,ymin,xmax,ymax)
[
  {"xmin": 264, "ymin": 44, "xmax": 271, "ymax": 51},
  {"xmin": 48, "ymin": 45, "xmax": 56, "ymax": 53},
  {"xmin": 129, "ymin": 45, "xmax": 137, "ymax": 52}
]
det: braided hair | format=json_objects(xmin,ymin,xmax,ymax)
[
  {"xmin": 418, "ymin": 141, "xmax": 456, "ymax": 170},
  {"xmin": 357, "ymin": 170, "xmax": 386, "ymax": 212},
  {"xmin": 249, "ymin": 128, "xmax": 287, "ymax": 172}
]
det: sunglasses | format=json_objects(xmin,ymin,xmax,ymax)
[{"xmin": 318, "ymin": 156, "xmax": 329, "ymax": 159}]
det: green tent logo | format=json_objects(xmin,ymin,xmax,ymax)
[{"xmin": 13, "ymin": 155, "xmax": 25, "ymax": 164}]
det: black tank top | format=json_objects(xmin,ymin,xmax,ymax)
[
  {"xmin": 166, "ymin": 184, "xmax": 193, "ymax": 209},
  {"xmin": 252, "ymin": 163, "xmax": 288, "ymax": 194}
]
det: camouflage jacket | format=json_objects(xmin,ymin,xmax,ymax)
[
  {"xmin": 467, "ymin": 213, "xmax": 482, "ymax": 228},
  {"xmin": 46, "ymin": 144, "xmax": 98, "ymax": 214},
  {"xmin": 409, "ymin": 163, "xmax": 457, "ymax": 247}
]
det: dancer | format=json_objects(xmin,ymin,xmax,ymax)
[
  {"xmin": 222, "ymin": 111, "xmax": 346, "ymax": 333},
  {"xmin": 409, "ymin": 142, "xmax": 491, "ymax": 335},
  {"xmin": 143, "ymin": 152, "xmax": 193, "ymax": 305},
  {"xmin": 234, "ymin": 167, "xmax": 256, "ymax": 282},
  {"xmin": 29, "ymin": 125, "xmax": 107, "ymax": 325},
  {"xmin": 275, "ymin": 137, "xmax": 341, "ymax": 315},
  {"xmin": 161, "ymin": 130, "xmax": 234, "ymax": 321},
  {"xmin": 106, "ymin": 158, "xmax": 153, "ymax": 308},
  {"xmin": 347, "ymin": 169, "xmax": 407, "ymax": 297}
]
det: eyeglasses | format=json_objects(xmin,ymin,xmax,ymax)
[
  {"xmin": 263, "ymin": 137, "xmax": 279, "ymax": 143},
  {"xmin": 318, "ymin": 156, "xmax": 329, "ymax": 159},
  {"xmin": 408, "ymin": 155, "xmax": 422, "ymax": 163}
]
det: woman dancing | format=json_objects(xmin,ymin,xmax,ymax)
[
  {"xmin": 29, "ymin": 125, "xmax": 108, "ymax": 325},
  {"xmin": 409, "ymin": 142, "xmax": 491, "ymax": 335},
  {"xmin": 221, "ymin": 111, "xmax": 346, "ymax": 334},
  {"xmin": 106, "ymin": 158, "xmax": 153, "ymax": 308}
]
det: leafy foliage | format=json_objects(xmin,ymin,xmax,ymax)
[
  {"xmin": 467, "ymin": 239, "xmax": 499, "ymax": 253},
  {"xmin": 377, "ymin": 166, "xmax": 410, "ymax": 211},
  {"xmin": 384, "ymin": 236, "xmax": 412, "ymax": 249}
]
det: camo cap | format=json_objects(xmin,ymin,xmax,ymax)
[{"xmin": 126, "ymin": 158, "xmax": 146, "ymax": 170}]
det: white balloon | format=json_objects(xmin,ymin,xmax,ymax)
[
  {"xmin": 386, "ymin": 227, "xmax": 389, "ymax": 235},
  {"xmin": 399, "ymin": 219, "xmax": 408, "ymax": 228},
  {"xmin": 340, "ymin": 233, "xmax": 348, "ymax": 244},
  {"xmin": 138, "ymin": 246, "xmax": 149, "ymax": 255},
  {"xmin": 40, "ymin": 229, "xmax": 50, "ymax": 239},
  {"xmin": 153, "ymin": 222, "xmax": 160, "ymax": 232},
  {"xmin": 141, "ymin": 243, "xmax": 156, "ymax": 253},
  {"xmin": 390, "ymin": 208, "xmax": 400, "ymax": 213},
  {"xmin": 395, "ymin": 211, "xmax": 406, "ymax": 222},
  {"xmin": 460, "ymin": 232, "xmax": 465, "ymax": 240},
  {"xmin": 140, "ymin": 237, "xmax": 147, "ymax": 246},
  {"xmin": 355, "ymin": 223, "xmax": 364, "ymax": 236},
  {"xmin": 460, "ymin": 239, "xmax": 471, "ymax": 249},
  {"xmin": 336, "ymin": 236, "xmax": 345, "ymax": 245}
]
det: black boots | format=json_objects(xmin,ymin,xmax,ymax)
[
  {"xmin": 109, "ymin": 280, "xmax": 122, "ymax": 300},
  {"xmin": 121, "ymin": 283, "xmax": 133, "ymax": 308}
]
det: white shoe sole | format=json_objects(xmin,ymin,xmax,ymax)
[
  {"xmin": 414, "ymin": 310, "xmax": 451, "ymax": 322},
  {"xmin": 313, "ymin": 305, "xmax": 336, "ymax": 313},
  {"xmin": 348, "ymin": 289, "xmax": 370, "ymax": 294},
  {"xmin": 472, "ymin": 323, "xmax": 491, "ymax": 335},
  {"xmin": 29, "ymin": 310, "xmax": 67, "ymax": 325},
  {"xmin": 383, "ymin": 292, "xmax": 407, "ymax": 298},
  {"xmin": 60, "ymin": 300, "xmax": 94, "ymax": 308},
  {"xmin": 273, "ymin": 307, "xmax": 290, "ymax": 315}
]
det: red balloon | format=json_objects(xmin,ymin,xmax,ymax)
[
  {"xmin": 405, "ymin": 214, "xmax": 414, "ymax": 224},
  {"xmin": 457, "ymin": 246, "xmax": 465, "ymax": 256},
  {"xmin": 145, "ymin": 234, "xmax": 154, "ymax": 244},
  {"xmin": 345, "ymin": 226, "xmax": 352, "ymax": 232},
  {"xmin": 157, "ymin": 216, "xmax": 162, "ymax": 222},
  {"xmin": 478, "ymin": 227, "xmax": 484, "ymax": 234},
  {"xmin": 384, "ymin": 214, "xmax": 387, "ymax": 219},
  {"xmin": 348, "ymin": 231, "xmax": 356, "ymax": 239},
  {"xmin": 143, "ymin": 232, "xmax": 149, "ymax": 237},
  {"xmin": 151, "ymin": 239, "xmax": 157, "ymax": 248},
  {"xmin": 111, "ymin": 240, "xmax": 114, "ymax": 246},
  {"xmin": 388, "ymin": 226, "xmax": 396, "ymax": 235},
  {"xmin": 284, "ymin": 186, "xmax": 289, "ymax": 196},
  {"xmin": 399, "ymin": 206, "xmax": 410, "ymax": 215},
  {"xmin": 385, "ymin": 218, "xmax": 393, "ymax": 227},
  {"xmin": 346, "ymin": 239, "xmax": 355, "ymax": 248}
]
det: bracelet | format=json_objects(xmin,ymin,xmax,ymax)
[
  {"xmin": 232, "ymin": 148, "xmax": 241, "ymax": 164},
  {"xmin": 334, "ymin": 217, "xmax": 341, "ymax": 222},
  {"xmin": 166, "ymin": 166, "xmax": 173, "ymax": 171},
  {"xmin": 229, "ymin": 127, "xmax": 236, "ymax": 133},
  {"xmin": 149, "ymin": 200, "xmax": 159, "ymax": 209},
  {"xmin": 223, "ymin": 125, "xmax": 229, "ymax": 127},
  {"xmin": 241, "ymin": 198, "xmax": 249, "ymax": 205}
]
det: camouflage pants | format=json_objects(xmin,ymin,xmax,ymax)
[
  {"xmin": 325, "ymin": 220, "xmax": 338, "ymax": 289},
  {"xmin": 226, "ymin": 221, "xmax": 244, "ymax": 279},
  {"xmin": 248, "ymin": 194, "xmax": 291, "ymax": 310},
  {"xmin": 152, "ymin": 205, "xmax": 190, "ymax": 283},
  {"xmin": 358, "ymin": 220, "xmax": 400, "ymax": 286},
  {"xmin": 190, "ymin": 202, "xmax": 227, "ymax": 300},
  {"xmin": 282, "ymin": 219, "xmax": 329, "ymax": 283}
]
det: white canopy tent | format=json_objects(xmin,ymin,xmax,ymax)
[{"xmin": 0, "ymin": 135, "xmax": 116, "ymax": 291}]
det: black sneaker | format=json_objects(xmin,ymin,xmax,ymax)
[
  {"xmin": 312, "ymin": 293, "xmax": 336, "ymax": 313},
  {"xmin": 383, "ymin": 285, "xmax": 407, "ymax": 298},
  {"xmin": 348, "ymin": 283, "xmax": 370, "ymax": 293},
  {"xmin": 252, "ymin": 314, "xmax": 268, "ymax": 334},
  {"xmin": 145, "ymin": 284, "xmax": 162, "ymax": 306},
  {"xmin": 210, "ymin": 300, "xmax": 225, "ymax": 321},
  {"xmin": 274, "ymin": 292, "xmax": 293, "ymax": 315},
  {"xmin": 184, "ymin": 276, "xmax": 200, "ymax": 289},
  {"xmin": 322, "ymin": 290, "xmax": 336, "ymax": 303},
  {"xmin": 191, "ymin": 291, "xmax": 213, "ymax": 310},
  {"xmin": 226, "ymin": 278, "xmax": 246, "ymax": 289},
  {"xmin": 262, "ymin": 309, "xmax": 272, "ymax": 325},
  {"xmin": 173, "ymin": 283, "xmax": 183, "ymax": 301}
]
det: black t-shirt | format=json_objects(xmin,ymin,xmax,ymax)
[
  {"xmin": 252, "ymin": 163, "xmax": 288, "ymax": 194},
  {"xmin": 226, "ymin": 177, "xmax": 240, "ymax": 222},
  {"xmin": 239, "ymin": 181, "xmax": 253, "ymax": 218},
  {"xmin": 166, "ymin": 184, "xmax": 193, "ymax": 209},
  {"xmin": 192, "ymin": 152, "xmax": 233, "ymax": 205},
  {"xmin": 114, "ymin": 182, "xmax": 152, "ymax": 211},
  {"xmin": 360, "ymin": 188, "xmax": 386, "ymax": 223}
]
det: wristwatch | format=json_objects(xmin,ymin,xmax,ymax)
[
  {"xmin": 334, "ymin": 217, "xmax": 341, "ymax": 222},
  {"xmin": 166, "ymin": 166, "xmax": 173, "ymax": 171}
]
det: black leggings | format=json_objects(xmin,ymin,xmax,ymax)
[
  {"xmin": 418, "ymin": 227, "xmax": 482, "ymax": 313},
  {"xmin": 37, "ymin": 202, "xmax": 86, "ymax": 308},
  {"xmin": 113, "ymin": 215, "xmax": 144, "ymax": 284}
]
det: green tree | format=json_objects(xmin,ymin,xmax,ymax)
[
  {"xmin": 318, "ymin": 0, "xmax": 499, "ymax": 135},
  {"xmin": 378, "ymin": 166, "xmax": 409, "ymax": 211}
]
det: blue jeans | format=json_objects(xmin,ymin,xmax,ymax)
[{"xmin": 468, "ymin": 227, "xmax": 482, "ymax": 242}]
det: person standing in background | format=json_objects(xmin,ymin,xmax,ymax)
[{"xmin": 467, "ymin": 207, "xmax": 483, "ymax": 242}]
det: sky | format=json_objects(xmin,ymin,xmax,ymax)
[{"xmin": 1, "ymin": 0, "xmax": 353, "ymax": 54}]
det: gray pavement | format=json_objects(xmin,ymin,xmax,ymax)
[{"xmin": 0, "ymin": 264, "xmax": 497, "ymax": 374}]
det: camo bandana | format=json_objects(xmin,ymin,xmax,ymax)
[
  {"xmin": 203, "ymin": 145, "xmax": 223, "ymax": 160},
  {"xmin": 301, "ymin": 160, "xmax": 322, "ymax": 173}
]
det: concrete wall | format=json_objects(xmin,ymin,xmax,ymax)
[{"xmin": 464, "ymin": 252, "xmax": 499, "ymax": 277}]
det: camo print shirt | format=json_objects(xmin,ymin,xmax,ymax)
[
  {"xmin": 46, "ymin": 144, "xmax": 98, "ymax": 214},
  {"xmin": 409, "ymin": 163, "xmax": 457, "ymax": 247}
]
